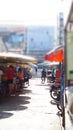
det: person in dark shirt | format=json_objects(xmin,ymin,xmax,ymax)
[
  {"xmin": 24, "ymin": 68, "xmax": 30, "ymax": 86},
  {"xmin": 41, "ymin": 68, "xmax": 46, "ymax": 83}
]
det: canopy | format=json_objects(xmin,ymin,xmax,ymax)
[
  {"xmin": 37, "ymin": 61, "xmax": 59, "ymax": 67},
  {"xmin": 44, "ymin": 45, "xmax": 64, "ymax": 62},
  {"xmin": 0, "ymin": 52, "xmax": 37, "ymax": 64},
  {"xmin": 48, "ymin": 61, "xmax": 59, "ymax": 66}
]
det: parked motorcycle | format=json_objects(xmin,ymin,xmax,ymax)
[{"xmin": 50, "ymin": 84, "xmax": 60, "ymax": 100}]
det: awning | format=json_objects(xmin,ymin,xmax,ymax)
[
  {"xmin": 44, "ymin": 45, "xmax": 64, "ymax": 62},
  {"xmin": 0, "ymin": 52, "xmax": 37, "ymax": 64}
]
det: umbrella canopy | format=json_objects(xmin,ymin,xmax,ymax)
[
  {"xmin": 44, "ymin": 45, "xmax": 64, "ymax": 62},
  {"xmin": 48, "ymin": 61, "xmax": 59, "ymax": 66},
  {"xmin": 0, "ymin": 52, "xmax": 37, "ymax": 64}
]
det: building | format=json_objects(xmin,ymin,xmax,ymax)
[
  {"xmin": 26, "ymin": 26, "xmax": 55, "ymax": 63},
  {"xmin": 0, "ymin": 25, "xmax": 55, "ymax": 63},
  {"xmin": 0, "ymin": 36, "xmax": 8, "ymax": 52},
  {"xmin": 0, "ymin": 25, "xmax": 26, "ymax": 54}
]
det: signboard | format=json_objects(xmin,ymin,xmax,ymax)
[{"xmin": 1, "ymin": 26, "xmax": 26, "ymax": 53}]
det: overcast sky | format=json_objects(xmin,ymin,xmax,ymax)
[{"xmin": 0, "ymin": 0, "xmax": 72, "ymax": 26}]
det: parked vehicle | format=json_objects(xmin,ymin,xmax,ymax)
[
  {"xmin": 50, "ymin": 84, "xmax": 60, "ymax": 100},
  {"xmin": 46, "ymin": 69, "xmax": 52, "ymax": 83}
]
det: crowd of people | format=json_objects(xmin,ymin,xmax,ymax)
[
  {"xmin": 0, "ymin": 63, "xmax": 64, "ymax": 97},
  {"xmin": 0, "ymin": 65, "xmax": 32, "ymax": 96}
]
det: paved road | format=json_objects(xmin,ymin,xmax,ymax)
[{"xmin": 0, "ymin": 78, "xmax": 62, "ymax": 130}]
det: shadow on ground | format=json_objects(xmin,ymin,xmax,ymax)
[{"xmin": 0, "ymin": 88, "xmax": 32, "ymax": 119}]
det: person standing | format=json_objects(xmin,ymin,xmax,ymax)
[
  {"xmin": 0, "ymin": 66, "xmax": 4, "ymax": 82},
  {"xmin": 35, "ymin": 67, "xmax": 37, "ymax": 73},
  {"xmin": 17, "ymin": 67, "xmax": 24, "ymax": 89},
  {"xmin": 6, "ymin": 65, "xmax": 15, "ymax": 95},
  {"xmin": 24, "ymin": 67, "xmax": 30, "ymax": 86}
]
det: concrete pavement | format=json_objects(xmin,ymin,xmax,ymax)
[{"xmin": 0, "ymin": 78, "xmax": 62, "ymax": 130}]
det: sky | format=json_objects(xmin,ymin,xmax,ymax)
[{"xmin": 0, "ymin": 0, "xmax": 72, "ymax": 26}]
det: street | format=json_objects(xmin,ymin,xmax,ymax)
[{"xmin": 0, "ymin": 77, "xmax": 62, "ymax": 130}]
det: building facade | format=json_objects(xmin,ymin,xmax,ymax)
[
  {"xmin": 0, "ymin": 25, "xmax": 55, "ymax": 63},
  {"xmin": 0, "ymin": 25, "xmax": 26, "ymax": 54},
  {"xmin": 26, "ymin": 26, "xmax": 55, "ymax": 63}
]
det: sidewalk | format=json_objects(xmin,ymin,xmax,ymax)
[{"xmin": 0, "ymin": 78, "xmax": 62, "ymax": 130}]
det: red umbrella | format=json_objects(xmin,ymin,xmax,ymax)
[{"xmin": 44, "ymin": 45, "xmax": 64, "ymax": 62}]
